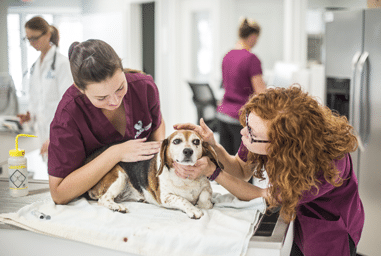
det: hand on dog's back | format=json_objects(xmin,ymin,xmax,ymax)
[{"xmin": 116, "ymin": 138, "xmax": 161, "ymax": 162}]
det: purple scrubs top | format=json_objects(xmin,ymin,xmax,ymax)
[
  {"xmin": 217, "ymin": 49, "xmax": 262, "ymax": 120},
  {"xmin": 48, "ymin": 72, "xmax": 162, "ymax": 178},
  {"xmin": 238, "ymin": 142, "xmax": 364, "ymax": 255}
]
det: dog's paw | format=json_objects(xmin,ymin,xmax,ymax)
[
  {"xmin": 114, "ymin": 206, "xmax": 129, "ymax": 213},
  {"xmin": 115, "ymin": 204, "xmax": 129, "ymax": 213},
  {"xmin": 186, "ymin": 207, "xmax": 204, "ymax": 219},
  {"xmin": 99, "ymin": 200, "xmax": 129, "ymax": 213}
]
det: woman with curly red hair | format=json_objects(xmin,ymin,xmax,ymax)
[{"xmin": 174, "ymin": 86, "xmax": 364, "ymax": 256}]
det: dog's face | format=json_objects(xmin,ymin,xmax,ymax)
[
  {"xmin": 167, "ymin": 130, "xmax": 203, "ymax": 166},
  {"xmin": 157, "ymin": 130, "xmax": 219, "ymax": 176}
]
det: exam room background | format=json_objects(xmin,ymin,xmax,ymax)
[
  {"xmin": 1, "ymin": 0, "xmax": 366, "ymax": 137},
  {"xmin": 0, "ymin": 0, "xmax": 374, "ymax": 255}
]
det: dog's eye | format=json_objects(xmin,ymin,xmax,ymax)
[
  {"xmin": 173, "ymin": 139, "xmax": 182, "ymax": 145},
  {"xmin": 192, "ymin": 139, "xmax": 200, "ymax": 146}
]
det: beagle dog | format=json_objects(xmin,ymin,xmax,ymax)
[{"xmin": 86, "ymin": 130, "xmax": 219, "ymax": 219}]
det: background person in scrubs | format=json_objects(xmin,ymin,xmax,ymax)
[
  {"xmin": 217, "ymin": 17, "xmax": 266, "ymax": 156},
  {"xmin": 48, "ymin": 39, "xmax": 165, "ymax": 205},
  {"xmin": 18, "ymin": 16, "xmax": 73, "ymax": 159},
  {"xmin": 174, "ymin": 86, "xmax": 364, "ymax": 256}
]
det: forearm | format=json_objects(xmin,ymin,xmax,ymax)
[
  {"xmin": 50, "ymin": 145, "xmax": 121, "ymax": 204},
  {"xmin": 215, "ymin": 170, "xmax": 266, "ymax": 201},
  {"xmin": 251, "ymin": 74, "xmax": 267, "ymax": 95},
  {"xmin": 212, "ymin": 143, "xmax": 251, "ymax": 180},
  {"xmin": 149, "ymin": 118, "xmax": 165, "ymax": 141}
]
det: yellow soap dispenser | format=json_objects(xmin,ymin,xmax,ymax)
[{"xmin": 8, "ymin": 134, "xmax": 37, "ymax": 197}]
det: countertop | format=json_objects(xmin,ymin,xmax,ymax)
[{"xmin": 0, "ymin": 178, "xmax": 50, "ymax": 216}]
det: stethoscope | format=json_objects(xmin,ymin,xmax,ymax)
[{"xmin": 25, "ymin": 49, "xmax": 57, "ymax": 77}]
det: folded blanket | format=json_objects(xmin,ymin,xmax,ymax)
[{"xmin": 0, "ymin": 193, "xmax": 266, "ymax": 256}]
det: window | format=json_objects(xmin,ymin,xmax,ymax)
[
  {"xmin": 7, "ymin": 14, "xmax": 22, "ymax": 94},
  {"xmin": 192, "ymin": 11, "xmax": 212, "ymax": 82}
]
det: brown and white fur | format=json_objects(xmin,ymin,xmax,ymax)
[{"xmin": 86, "ymin": 130, "xmax": 219, "ymax": 219}]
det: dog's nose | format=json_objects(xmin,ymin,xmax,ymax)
[{"xmin": 183, "ymin": 148, "xmax": 193, "ymax": 157}]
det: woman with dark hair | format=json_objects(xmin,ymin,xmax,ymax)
[
  {"xmin": 18, "ymin": 16, "xmax": 73, "ymax": 158},
  {"xmin": 174, "ymin": 86, "xmax": 364, "ymax": 256},
  {"xmin": 217, "ymin": 17, "xmax": 267, "ymax": 156},
  {"xmin": 48, "ymin": 39, "xmax": 164, "ymax": 205}
]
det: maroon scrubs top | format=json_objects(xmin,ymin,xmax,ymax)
[
  {"xmin": 238, "ymin": 142, "xmax": 364, "ymax": 256},
  {"xmin": 217, "ymin": 49, "xmax": 262, "ymax": 120},
  {"xmin": 48, "ymin": 72, "xmax": 162, "ymax": 178}
]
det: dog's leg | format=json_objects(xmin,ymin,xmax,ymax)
[
  {"xmin": 98, "ymin": 169, "xmax": 129, "ymax": 213},
  {"xmin": 196, "ymin": 186, "xmax": 213, "ymax": 210},
  {"xmin": 162, "ymin": 193, "xmax": 204, "ymax": 219}
]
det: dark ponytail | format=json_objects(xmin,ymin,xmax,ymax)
[{"xmin": 49, "ymin": 25, "xmax": 60, "ymax": 46}]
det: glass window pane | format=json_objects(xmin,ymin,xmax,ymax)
[
  {"xmin": 25, "ymin": 14, "xmax": 53, "ymax": 24},
  {"xmin": 55, "ymin": 15, "xmax": 83, "ymax": 57},
  {"xmin": 192, "ymin": 11, "xmax": 212, "ymax": 82},
  {"xmin": 7, "ymin": 14, "xmax": 22, "ymax": 92}
]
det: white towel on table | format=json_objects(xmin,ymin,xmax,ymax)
[{"xmin": 0, "ymin": 193, "xmax": 266, "ymax": 256}]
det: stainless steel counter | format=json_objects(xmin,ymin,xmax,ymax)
[
  {"xmin": 0, "ymin": 178, "xmax": 50, "ymax": 216},
  {"xmin": 0, "ymin": 178, "xmax": 292, "ymax": 255}
]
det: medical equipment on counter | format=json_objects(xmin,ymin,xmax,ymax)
[
  {"xmin": 8, "ymin": 134, "xmax": 37, "ymax": 197},
  {"xmin": 0, "ymin": 73, "xmax": 18, "ymax": 116}
]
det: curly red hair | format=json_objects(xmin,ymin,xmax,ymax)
[{"xmin": 239, "ymin": 86, "xmax": 358, "ymax": 223}]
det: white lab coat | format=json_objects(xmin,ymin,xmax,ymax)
[{"xmin": 28, "ymin": 45, "xmax": 73, "ymax": 144}]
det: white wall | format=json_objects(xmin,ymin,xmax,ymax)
[
  {"xmin": 81, "ymin": 0, "xmax": 130, "ymax": 69},
  {"xmin": 0, "ymin": 1, "xmax": 8, "ymax": 73},
  {"xmin": 234, "ymin": 0, "xmax": 284, "ymax": 71},
  {"xmin": 308, "ymin": 0, "xmax": 367, "ymax": 9}
]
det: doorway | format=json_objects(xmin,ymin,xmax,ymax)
[{"xmin": 142, "ymin": 2, "xmax": 155, "ymax": 80}]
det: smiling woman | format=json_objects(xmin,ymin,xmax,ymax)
[{"xmin": 47, "ymin": 39, "xmax": 165, "ymax": 206}]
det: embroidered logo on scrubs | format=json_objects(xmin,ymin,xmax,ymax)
[{"xmin": 134, "ymin": 120, "xmax": 152, "ymax": 138}]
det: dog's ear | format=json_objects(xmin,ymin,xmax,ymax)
[
  {"xmin": 202, "ymin": 141, "xmax": 224, "ymax": 170},
  {"xmin": 202, "ymin": 141, "xmax": 217, "ymax": 160},
  {"xmin": 157, "ymin": 138, "xmax": 170, "ymax": 176}
]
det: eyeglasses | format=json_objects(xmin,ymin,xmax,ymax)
[
  {"xmin": 245, "ymin": 112, "xmax": 270, "ymax": 144},
  {"xmin": 23, "ymin": 32, "xmax": 46, "ymax": 42}
]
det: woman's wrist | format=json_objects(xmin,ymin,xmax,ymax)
[
  {"xmin": 212, "ymin": 142, "xmax": 222, "ymax": 153},
  {"xmin": 207, "ymin": 166, "xmax": 222, "ymax": 181},
  {"xmin": 109, "ymin": 144, "xmax": 122, "ymax": 163}
]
